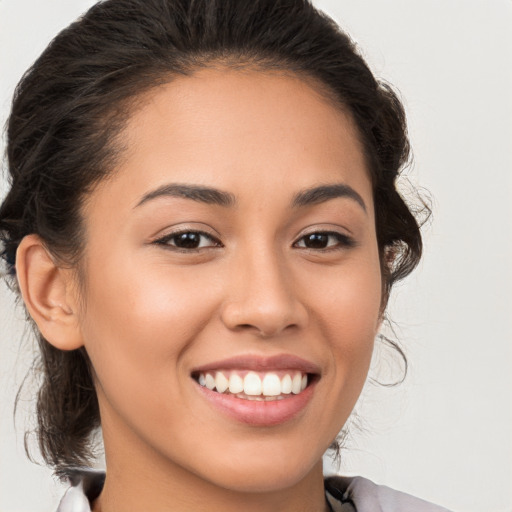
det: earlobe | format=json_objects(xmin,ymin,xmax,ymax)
[{"xmin": 16, "ymin": 234, "xmax": 83, "ymax": 351}]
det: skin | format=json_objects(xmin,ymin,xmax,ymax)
[{"xmin": 17, "ymin": 68, "xmax": 383, "ymax": 511}]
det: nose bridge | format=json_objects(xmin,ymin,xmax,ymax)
[{"xmin": 220, "ymin": 240, "xmax": 307, "ymax": 337}]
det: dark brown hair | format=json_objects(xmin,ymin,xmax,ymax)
[{"xmin": 0, "ymin": 0, "xmax": 424, "ymax": 474}]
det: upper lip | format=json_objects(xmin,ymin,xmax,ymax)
[{"xmin": 191, "ymin": 354, "xmax": 321, "ymax": 374}]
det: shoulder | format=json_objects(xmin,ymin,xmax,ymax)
[{"xmin": 325, "ymin": 475, "xmax": 454, "ymax": 512}]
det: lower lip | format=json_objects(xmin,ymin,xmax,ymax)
[{"xmin": 194, "ymin": 379, "xmax": 317, "ymax": 426}]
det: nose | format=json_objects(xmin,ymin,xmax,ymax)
[{"xmin": 220, "ymin": 248, "xmax": 309, "ymax": 338}]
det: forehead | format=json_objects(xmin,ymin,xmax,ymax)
[{"xmin": 90, "ymin": 68, "xmax": 372, "ymax": 212}]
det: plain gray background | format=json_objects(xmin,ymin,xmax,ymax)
[{"xmin": 1, "ymin": 1, "xmax": 511, "ymax": 511}]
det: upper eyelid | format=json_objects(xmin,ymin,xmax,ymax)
[
  {"xmin": 152, "ymin": 223, "xmax": 221, "ymax": 240},
  {"xmin": 294, "ymin": 220, "xmax": 355, "ymax": 236},
  {"xmin": 293, "ymin": 226, "xmax": 354, "ymax": 240}
]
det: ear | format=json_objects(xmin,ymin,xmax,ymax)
[{"xmin": 16, "ymin": 234, "xmax": 83, "ymax": 350}]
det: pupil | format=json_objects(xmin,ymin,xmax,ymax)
[
  {"xmin": 175, "ymin": 233, "xmax": 200, "ymax": 248},
  {"xmin": 305, "ymin": 233, "xmax": 328, "ymax": 248}
]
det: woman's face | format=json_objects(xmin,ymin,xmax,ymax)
[{"xmin": 75, "ymin": 68, "xmax": 382, "ymax": 492}]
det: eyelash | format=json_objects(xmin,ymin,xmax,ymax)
[
  {"xmin": 153, "ymin": 230, "xmax": 222, "ymax": 252},
  {"xmin": 293, "ymin": 231, "xmax": 356, "ymax": 251},
  {"xmin": 153, "ymin": 230, "xmax": 356, "ymax": 252}
]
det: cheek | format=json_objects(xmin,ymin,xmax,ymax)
[
  {"xmin": 303, "ymin": 251, "xmax": 382, "ymax": 383},
  {"xmin": 77, "ymin": 258, "xmax": 221, "ymax": 415},
  {"xmin": 82, "ymin": 253, "xmax": 218, "ymax": 343},
  {"xmin": 307, "ymin": 250, "xmax": 382, "ymax": 331}
]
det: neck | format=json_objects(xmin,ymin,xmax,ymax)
[
  {"xmin": 94, "ymin": 420, "xmax": 329, "ymax": 512},
  {"xmin": 94, "ymin": 463, "xmax": 328, "ymax": 512}
]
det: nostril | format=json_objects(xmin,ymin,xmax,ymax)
[
  {"xmin": 219, "ymin": 291, "xmax": 309, "ymax": 337},
  {"xmin": 228, "ymin": 321, "xmax": 301, "ymax": 339},
  {"xmin": 231, "ymin": 323, "xmax": 284, "ymax": 337}
]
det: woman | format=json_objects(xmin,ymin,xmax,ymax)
[{"xmin": 0, "ymin": 0, "xmax": 451, "ymax": 510}]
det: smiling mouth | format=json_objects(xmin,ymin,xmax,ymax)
[{"xmin": 192, "ymin": 370, "xmax": 314, "ymax": 401}]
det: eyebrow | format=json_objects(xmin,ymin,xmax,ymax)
[
  {"xmin": 135, "ymin": 181, "xmax": 366, "ymax": 212},
  {"xmin": 292, "ymin": 184, "xmax": 367, "ymax": 213},
  {"xmin": 135, "ymin": 183, "xmax": 236, "ymax": 208}
]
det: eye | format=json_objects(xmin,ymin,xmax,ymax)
[
  {"xmin": 154, "ymin": 230, "xmax": 221, "ymax": 250},
  {"xmin": 294, "ymin": 231, "xmax": 355, "ymax": 250}
]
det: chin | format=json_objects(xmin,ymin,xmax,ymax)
[
  {"xmin": 191, "ymin": 445, "xmax": 323, "ymax": 494},
  {"xmin": 210, "ymin": 469, "xmax": 311, "ymax": 494}
]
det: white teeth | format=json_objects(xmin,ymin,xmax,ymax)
[
  {"xmin": 205, "ymin": 373, "xmax": 216, "ymax": 391},
  {"xmin": 197, "ymin": 370, "xmax": 310, "ymax": 397},
  {"xmin": 301, "ymin": 373, "xmax": 308, "ymax": 391},
  {"xmin": 244, "ymin": 372, "xmax": 262, "ymax": 396},
  {"xmin": 228, "ymin": 373, "xmax": 244, "ymax": 394},
  {"xmin": 215, "ymin": 372, "xmax": 229, "ymax": 393},
  {"xmin": 291, "ymin": 372, "xmax": 302, "ymax": 394},
  {"xmin": 281, "ymin": 374, "xmax": 292, "ymax": 394},
  {"xmin": 262, "ymin": 373, "xmax": 281, "ymax": 396}
]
